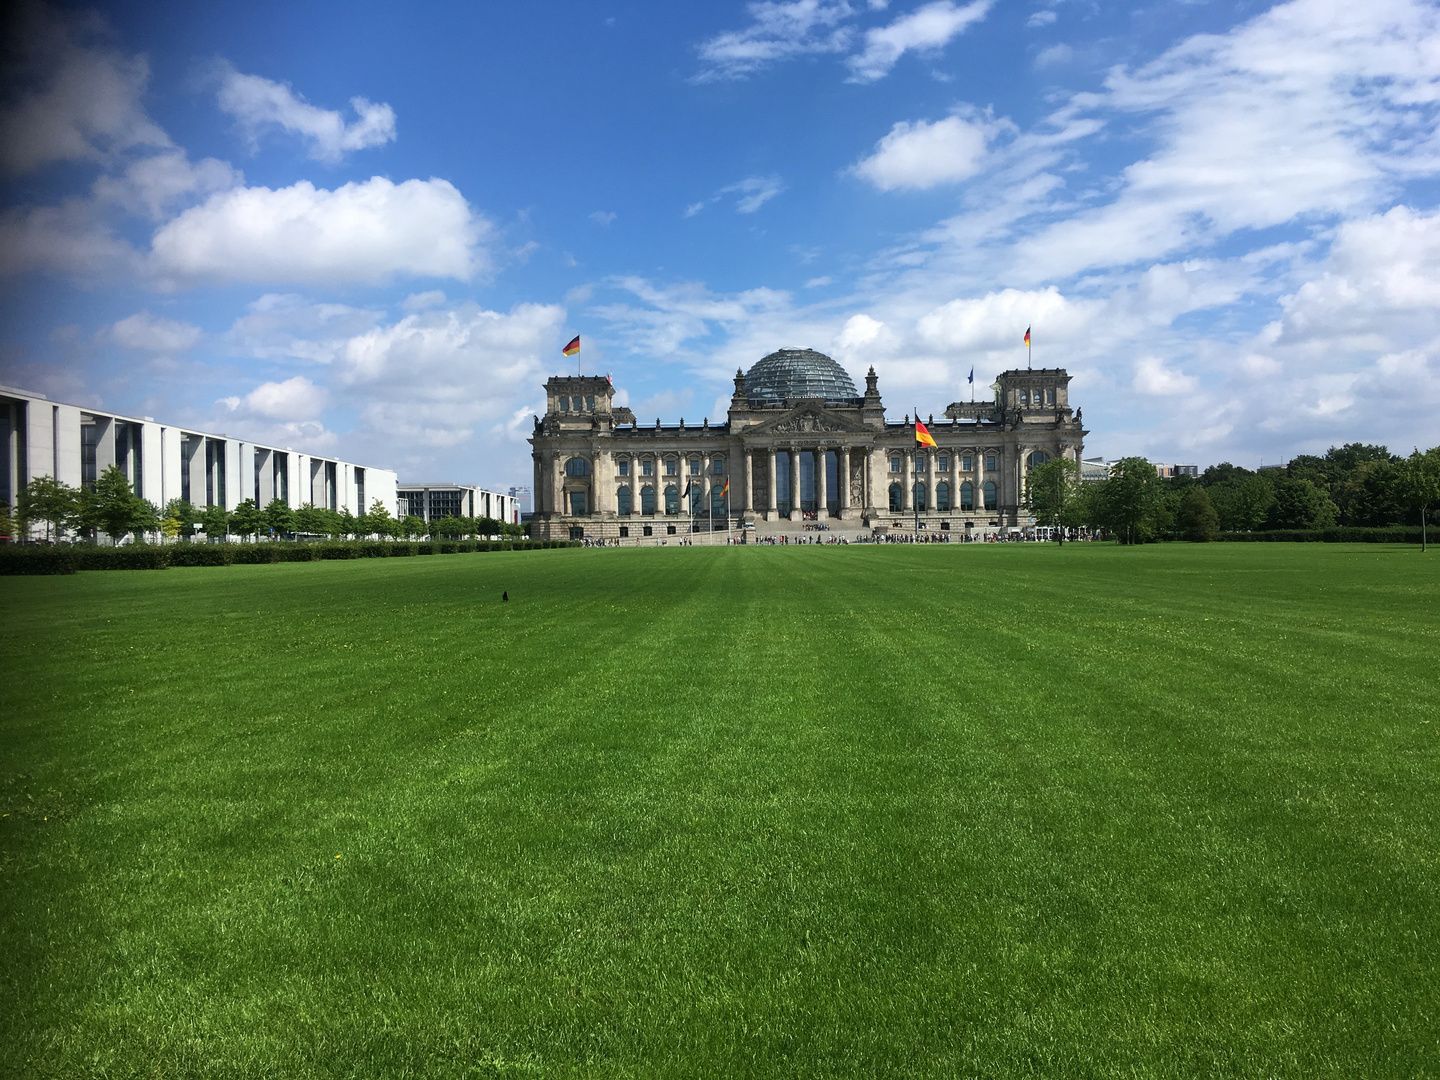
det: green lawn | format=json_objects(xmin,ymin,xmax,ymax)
[{"xmin": 2, "ymin": 543, "xmax": 1437, "ymax": 1079}]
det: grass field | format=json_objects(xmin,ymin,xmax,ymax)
[{"xmin": 2, "ymin": 543, "xmax": 1438, "ymax": 1079}]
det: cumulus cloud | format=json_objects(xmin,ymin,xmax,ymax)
[
  {"xmin": 0, "ymin": 23, "xmax": 170, "ymax": 176},
  {"xmin": 219, "ymin": 375, "xmax": 327, "ymax": 420},
  {"xmin": 92, "ymin": 151, "xmax": 241, "ymax": 220},
  {"xmin": 148, "ymin": 176, "xmax": 490, "ymax": 287},
  {"xmin": 106, "ymin": 311, "xmax": 203, "ymax": 353},
  {"xmin": 694, "ymin": 0, "xmax": 856, "ymax": 81},
  {"xmin": 847, "ymin": 0, "xmax": 992, "ymax": 82},
  {"xmin": 1133, "ymin": 356, "xmax": 1199, "ymax": 395},
  {"xmin": 851, "ymin": 111, "xmax": 1002, "ymax": 190},
  {"xmin": 215, "ymin": 63, "xmax": 396, "ymax": 163}
]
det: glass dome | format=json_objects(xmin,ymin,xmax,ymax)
[{"xmin": 745, "ymin": 348, "xmax": 860, "ymax": 405}]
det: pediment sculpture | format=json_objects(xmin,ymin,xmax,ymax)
[{"xmin": 768, "ymin": 410, "xmax": 848, "ymax": 434}]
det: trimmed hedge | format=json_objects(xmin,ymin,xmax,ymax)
[
  {"xmin": 0, "ymin": 538, "xmax": 579, "ymax": 575},
  {"xmin": 1222, "ymin": 527, "xmax": 1425, "ymax": 543}
]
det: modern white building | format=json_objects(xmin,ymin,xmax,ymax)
[
  {"xmin": 397, "ymin": 483, "xmax": 521, "ymax": 525},
  {"xmin": 0, "ymin": 385, "xmax": 398, "ymax": 523}
]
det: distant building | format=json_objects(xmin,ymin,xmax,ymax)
[
  {"xmin": 508, "ymin": 485, "xmax": 533, "ymax": 515},
  {"xmin": 1155, "ymin": 463, "xmax": 1199, "ymax": 479},
  {"xmin": 0, "ymin": 384, "xmax": 396, "ymax": 531},
  {"xmin": 1081, "ymin": 457, "xmax": 1112, "ymax": 483},
  {"xmin": 526, "ymin": 348, "xmax": 1086, "ymax": 540},
  {"xmin": 396, "ymin": 483, "xmax": 519, "ymax": 525}
]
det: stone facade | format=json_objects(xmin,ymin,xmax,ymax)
[{"xmin": 528, "ymin": 353, "xmax": 1085, "ymax": 539}]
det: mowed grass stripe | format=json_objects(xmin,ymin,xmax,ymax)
[{"xmin": 1, "ymin": 544, "xmax": 1438, "ymax": 1078}]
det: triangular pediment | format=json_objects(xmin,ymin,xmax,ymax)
[{"xmin": 747, "ymin": 401, "xmax": 868, "ymax": 436}]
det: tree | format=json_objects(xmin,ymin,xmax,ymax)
[
  {"xmin": 1208, "ymin": 474, "xmax": 1274, "ymax": 532},
  {"xmin": 400, "ymin": 514, "xmax": 426, "ymax": 539},
  {"xmin": 1176, "ymin": 487, "xmax": 1220, "ymax": 541},
  {"xmin": 1333, "ymin": 458, "xmax": 1405, "ymax": 527},
  {"xmin": 229, "ymin": 499, "xmax": 265, "ymax": 539},
  {"xmin": 338, "ymin": 508, "xmax": 358, "ymax": 539},
  {"xmin": 1095, "ymin": 457, "xmax": 1160, "ymax": 544},
  {"xmin": 93, "ymin": 464, "xmax": 148, "ymax": 543},
  {"xmin": 359, "ymin": 498, "xmax": 393, "ymax": 538},
  {"xmin": 1024, "ymin": 457, "xmax": 1083, "ymax": 542},
  {"xmin": 201, "ymin": 503, "xmax": 229, "ymax": 539},
  {"xmin": 164, "ymin": 499, "xmax": 201, "ymax": 541},
  {"xmin": 1400, "ymin": 447, "xmax": 1440, "ymax": 552},
  {"xmin": 264, "ymin": 498, "xmax": 297, "ymax": 537},
  {"xmin": 16, "ymin": 475, "xmax": 78, "ymax": 542},
  {"xmin": 1267, "ymin": 476, "xmax": 1337, "ymax": 530}
]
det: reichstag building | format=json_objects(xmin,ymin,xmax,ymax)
[{"xmin": 528, "ymin": 348, "xmax": 1086, "ymax": 539}]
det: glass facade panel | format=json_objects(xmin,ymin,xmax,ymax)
[{"xmin": 81, "ymin": 420, "xmax": 98, "ymax": 489}]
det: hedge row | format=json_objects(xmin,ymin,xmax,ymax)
[
  {"xmin": 1220, "ymin": 527, "xmax": 1426, "ymax": 543},
  {"xmin": 0, "ymin": 539, "xmax": 578, "ymax": 575}
]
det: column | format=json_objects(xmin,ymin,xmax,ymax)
[
  {"xmin": 744, "ymin": 450, "xmax": 754, "ymax": 512},
  {"xmin": 702, "ymin": 451, "xmax": 711, "ymax": 528},
  {"xmin": 928, "ymin": 450, "xmax": 938, "ymax": 517},
  {"xmin": 789, "ymin": 445, "xmax": 801, "ymax": 520},
  {"xmin": 902, "ymin": 451, "xmax": 913, "ymax": 512},
  {"xmin": 816, "ymin": 446, "xmax": 828, "ymax": 518},
  {"xmin": 840, "ymin": 446, "xmax": 851, "ymax": 513},
  {"xmin": 593, "ymin": 447, "xmax": 608, "ymax": 518},
  {"xmin": 767, "ymin": 449, "xmax": 778, "ymax": 515}
]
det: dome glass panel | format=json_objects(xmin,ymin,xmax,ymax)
[{"xmin": 744, "ymin": 348, "xmax": 860, "ymax": 405}]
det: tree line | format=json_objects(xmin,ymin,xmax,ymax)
[
  {"xmin": 7, "ymin": 464, "xmax": 525, "ymax": 543},
  {"xmin": 1025, "ymin": 443, "xmax": 1440, "ymax": 547}
]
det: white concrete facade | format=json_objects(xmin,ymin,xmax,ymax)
[
  {"xmin": 0, "ymin": 385, "xmax": 398, "ymax": 523},
  {"xmin": 397, "ymin": 483, "xmax": 521, "ymax": 525}
]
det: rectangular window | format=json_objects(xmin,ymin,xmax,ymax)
[
  {"xmin": 356, "ymin": 467, "xmax": 365, "ymax": 513},
  {"xmin": 666, "ymin": 459, "xmax": 677, "ymax": 475},
  {"xmin": 559, "ymin": 396, "xmax": 569, "ymax": 411},
  {"xmin": 273, "ymin": 452, "xmax": 288, "ymax": 503},
  {"xmin": 985, "ymin": 454, "xmax": 997, "ymax": 472},
  {"xmin": 619, "ymin": 459, "xmax": 630, "ymax": 476},
  {"xmin": 713, "ymin": 459, "xmax": 724, "ymax": 474},
  {"xmin": 890, "ymin": 456, "xmax": 901, "ymax": 473},
  {"xmin": 962, "ymin": 455, "xmax": 972, "ymax": 472},
  {"xmin": 569, "ymin": 491, "xmax": 587, "ymax": 515},
  {"xmin": 689, "ymin": 459, "xmax": 700, "ymax": 475},
  {"xmin": 642, "ymin": 460, "xmax": 653, "ymax": 476},
  {"xmin": 938, "ymin": 455, "xmax": 949, "ymax": 472},
  {"xmin": 81, "ymin": 420, "xmax": 98, "ymax": 489}
]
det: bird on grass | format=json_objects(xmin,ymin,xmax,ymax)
[{"xmin": 502, "ymin": 591, "xmax": 508, "ymax": 602}]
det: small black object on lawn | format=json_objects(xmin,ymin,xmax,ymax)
[{"xmin": 502, "ymin": 591, "xmax": 508, "ymax": 602}]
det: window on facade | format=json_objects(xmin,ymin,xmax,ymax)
[
  {"xmin": 713, "ymin": 459, "xmax": 724, "ymax": 475},
  {"xmin": 712, "ymin": 486, "xmax": 725, "ymax": 515},
  {"xmin": 619, "ymin": 459, "xmax": 630, "ymax": 476},
  {"xmin": 889, "ymin": 482, "xmax": 902, "ymax": 511},
  {"xmin": 559, "ymin": 396, "xmax": 569, "ymax": 410},
  {"xmin": 961, "ymin": 455, "xmax": 972, "ymax": 472},
  {"xmin": 1027, "ymin": 450, "xmax": 1050, "ymax": 469},
  {"xmin": 1020, "ymin": 389, "xmax": 1030, "ymax": 405},
  {"xmin": 569, "ymin": 491, "xmax": 587, "ymax": 515},
  {"xmin": 938, "ymin": 455, "xmax": 949, "ymax": 472},
  {"xmin": 565, "ymin": 456, "xmax": 591, "ymax": 477},
  {"xmin": 983, "ymin": 480, "xmax": 997, "ymax": 510},
  {"xmin": 586, "ymin": 396, "xmax": 595, "ymax": 410},
  {"xmin": 689, "ymin": 485, "xmax": 703, "ymax": 515},
  {"xmin": 664, "ymin": 486, "xmax": 680, "ymax": 514},
  {"xmin": 619, "ymin": 526, "xmax": 629, "ymax": 538},
  {"xmin": 641, "ymin": 486, "xmax": 656, "ymax": 514},
  {"xmin": 916, "ymin": 454, "xmax": 926, "ymax": 474},
  {"xmin": 665, "ymin": 459, "xmax": 677, "ymax": 476},
  {"xmin": 960, "ymin": 481, "xmax": 974, "ymax": 511},
  {"xmin": 689, "ymin": 459, "xmax": 700, "ymax": 475},
  {"xmin": 642, "ymin": 459, "xmax": 653, "ymax": 476},
  {"xmin": 937, "ymin": 482, "xmax": 950, "ymax": 511},
  {"xmin": 985, "ymin": 454, "xmax": 997, "ymax": 472},
  {"xmin": 913, "ymin": 483, "xmax": 927, "ymax": 511},
  {"xmin": 1046, "ymin": 388, "xmax": 1055, "ymax": 405},
  {"xmin": 890, "ymin": 456, "xmax": 901, "ymax": 473},
  {"xmin": 617, "ymin": 486, "xmax": 632, "ymax": 515}
]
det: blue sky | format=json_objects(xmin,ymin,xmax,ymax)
[{"xmin": 3, "ymin": 0, "xmax": 1440, "ymax": 489}]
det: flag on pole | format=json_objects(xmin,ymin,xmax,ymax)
[
  {"xmin": 562, "ymin": 335, "xmax": 581, "ymax": 357},
  {"xmin": 1023, "ymin": 327, "xmax": 1031, "ymax": 348},
  {"xmin": 914, "ymin": 417, "xmax": 937, "ymax": 448},
  {"xmin": 720, "ymin": 478, "xmax": 729, "ymax": 497},
  {"xmin": 968, "ymin": 367, "xmax": 974, "ymax": 385}
]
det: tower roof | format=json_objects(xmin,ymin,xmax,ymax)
[{"xmin": 744, "ymin": 348, "xmax": 859, "ymax": 405}]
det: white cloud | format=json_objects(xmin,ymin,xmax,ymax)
[
  {"xmin": 107, "ymin": 312, "xmax": 203, "ymax": 353},
  {"xmin": 220, "ymin": 375, "xmax": 327, "ymax": 420},
  {"xmin": 695, "ymin": 0, "xmax": 857, "ymax": 81},
  {"xmin": 1027, "ymin": 10, "xmax": 1057, "ymax": 28},
  {"xmin": 1034, "ymin": 43, "xmax": 1071, "ymax": 67},
  {"xmin": 148, "ymin": 176, "xmax": 490, "ymax": 287},
  {"xmin": 851, "ymin": 111, "xmax": 1001, "ymax": 190},
  {"xmin": 92, "ymin": 151, "xmax": 241, "ymax": 220},
  {"xmin": 722, "ymin": 175, "xmax": 786, "ymax": 213},
  {"xmin": 589, "ymin": 210, "xmax": 617, "ymax": 226},
  {"xmin": 1133, "ymin": 356, "xmax": 1199, "ymax": 395},
  {"xmin": 402, "ymin": 290, "xmax": 447, "ymax": 312},
  {"xmin": 0, "ymin": 33, "xmax": 170, "ymax": 176},
  {"xmin": 805, "ymin": 276, "xmax": 834, "ymax": 287},
  {"xmin": 227, "ymin": 293, "xmax": 385, "ymax": 365},
  {"xmin": 215, "ymin": 64, "xmax": 396, "ymax": 164},
  {"xmin": 0, "ymin": 198, "xmax": 138, "ymax": 279},
  {"xmin": 847, "ymin": 0, "xmax": 992, "ymax": 83},
  {"xmin": 684, "ymin": 201, "xmax": 707, "ymax": 217}
]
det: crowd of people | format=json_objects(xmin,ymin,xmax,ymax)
[{"xmin": 578, "ymin": 527, "xmax": 1098, "ymax": 546}]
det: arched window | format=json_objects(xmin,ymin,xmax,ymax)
[
  {"xmin": 1027, "ymin": 450, "xmax": 1050, "ymax": 469},
  {"xmin": 640, "ymin": 485, "xmax": 656, "ymax": 514},
  {"xmin": 913, "ymin": 482, "xmax": 928, "ymax": 511},
  {"xmin": 617, "ymin": 486, "xmax": 632, "ymax": 516},
  {"xmin": 688, "ymin": 485, "xmax": 703, "ymax": 515},
  {"xmin": 889, "ymin": 482, "xmax": 902, "ymax": 511},
  {"xmin": 1019, "ymin": 389, "xmax": 1029, "ymax": 405},
  {"xmin": 664, "ymin": 486, "xmax": 680, "ymax": 515},
  {"xmin": 711, "ymin": 485, "xmax": 726, "ymax": 516},
  {"xmin": 936, "ymin": 482, "xmax": 951, "ymax": 512},
  {"xmin": 982, "ymin": 480, "xmax": 997, "ymax": 511},
  {"xmin": 960, "ymin": 481, "xmax": 974, "ymax": 511},
  {"xmin": 565, "ymin": 456, "xmax": 591, "ymax": 477}
]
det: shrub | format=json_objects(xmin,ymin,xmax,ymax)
[
  {"xmin": 69, "ymin": 545, "xmax": 170, "ymax": 570},
  {"xmin": 388, "ymin": 543, "xmax": 416, "ymax": 557},
  {"xmin": 0, "ymin": 546, "xmax": 79, "ymax": 575},
  {"xmin": 169, "ymin": 545, "xmax": 233, "ymax": 566},
  {"xmin": 1222, "ymin": 527, "xmax": 1422, "ymax": 543},
  {"xmin": 358, "ymin": 542, "xmax": 389, "ymax": 558},
  {"xmin": 275, "ymin": 545, "xmax": 318, "ymax": 562},
  {"xmin": 229, "ymin": 545, "xmax": 280, "ymax": 564},
  {"xmin": 317, "ymin": 543, "xmax": 360, "ymax": 560}
]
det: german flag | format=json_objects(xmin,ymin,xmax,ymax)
[
  {"xmin": 562, "ymin": 335, "xmax": 581, "ymax": 357},
  {"xmin": 915, "ymin": 417, "xmax": 937, "ymax": 448},
  {"xmin": 1023, "ymin": 326, "xmax": 1031, "ymax": 348},
  {"xmin": 720, "ymin": 478, "xmax": 730, "ymax": 498}
]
